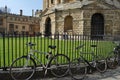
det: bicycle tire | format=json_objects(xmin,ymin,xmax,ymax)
[
  {"xmin": 48, "ymin": 54, "xmax": 70, "ymax": 77},
  {"xmin": 95, "ymin": 55, "xmax": 107, "ymax": 73},
  {"xmin": 106, "ymin": 51, "xmax": 118, "ymax": 69},
  {"xmin": 70, "ymin": 58, "xmax": 87, "ymax": 80},
  {"xmin": 10, "ymin": 56, "xmax": 36, "ymax": 80}
]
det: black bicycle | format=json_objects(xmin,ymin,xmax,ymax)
[
  {"xmin": 10, "ymin": 42, "xmax": 70, "ymax": 80},
  {"xmin": 106, "ymin": 41, "xmax": 120, "ymax": 69},
  {"xmin": 70, "ymin": 44, "xmax": 107, "ymax": 80}
]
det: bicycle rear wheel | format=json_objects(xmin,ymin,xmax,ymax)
[
  {"xmin": 70, "ymin": 58, "xmax": 87, "ymax": 80},
  {"xmin": 106, "ymin": 51, "xmax": 118, "ymax": 69},
  {"xmin": 10, "ymin": 56, "xmax": 36, "ymax": 80},
  {"xmin": 95, "ymin": 55, "xmax": 107, "ymax": 73},
  {"xmin": 48, "ymin": 54, "xmax": 70, "ymax": 77}
]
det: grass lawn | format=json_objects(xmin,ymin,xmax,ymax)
[{"xmin": 0, "ymin": 36, "xmax": 115, "ymax": 68}]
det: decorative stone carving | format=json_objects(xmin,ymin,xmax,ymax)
[{"xmin": 105, "ymin": 0, "xmax": 120, "ymax": 8}]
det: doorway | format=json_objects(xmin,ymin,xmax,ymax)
[{"xmin": 45, "ymin": 17, "xmax": 51, "ymax": 37}]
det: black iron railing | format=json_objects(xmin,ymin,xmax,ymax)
[{"xmin": 0, "ymin": 33, "xmax": 115, "ymax": 70}]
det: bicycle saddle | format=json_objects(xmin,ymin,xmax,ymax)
[
  {"xmin": 90, "ymin": 45, "xmax": 97, "ymax": 47},
  {"xmin": 76, "ymin": 44, "xmax": 84, "ymax": 50},
  {"xmin": 48, "ymin": 45, "xmax": 56, "ymax": 49}
]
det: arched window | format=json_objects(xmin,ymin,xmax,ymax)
[
  {"xmin": 45, "ymin": 17, "xmax": 51, "ymax": 37},
  {"xmin": 51, "ymin": 0, "xmax": 54, "ymax": 4},
  {"xmin": 91, "ymin": 13, "xmax": 104, "ymax": 39},
  {"xmin": 65, "ymin": 0, "xmax": 69, "ymax": 3},
  {"xmin": 64, "ymin": 16, "xmax": 73, "ymax": 32},
  {"xmin": 58, "ymin": 0, "xmax": 61, "ymax": 3},
  {"xmin": 0, "ymin": 19, "xmax": 3, "ymax": 25},
  {"xmin": 65, "ymin": 0, "xmax": 73, "ymax": 3}
]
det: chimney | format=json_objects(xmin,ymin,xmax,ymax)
[
  {"xmin": 32, "ymin": 9, "xmax": 34, "ymax": 17},
  {"xmin": 5, "ymin": 5, "xmax": 7, "ymax": 13},
  {"xmin": 20, "ymin": 9, "xmax": 23, "ymax": 16}
]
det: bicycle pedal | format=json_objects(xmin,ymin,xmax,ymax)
[
  {"xmin": 56, "ymin": 64, "xmax": 59, "ymax": 66},
  {"xmin": 88, "ymin": 69, "xmax": 93, "ymax": 74}
]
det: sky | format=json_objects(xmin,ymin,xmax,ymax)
[{"xmin": 0, "ymin": 0, "xmax": 43, "ymax": 16}]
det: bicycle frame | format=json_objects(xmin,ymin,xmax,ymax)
[
  {"xmin": 70, "ymin": 44, "xmax": 107, "ymax": 80},
  {"xmin": 79, "ymin": 51, "xmax": 97, "ymax": 69},
  {"xmin": 112, "ymin": 42, "xmax": 120, "ymax": 63},
  {"xmin": 10, "ymin": 42, "xmax": 70, "ymax": 80},
  {"xmin": 76, "ymin": 44, "xmax": 99, "ymax": 69},
  {"xmin": 27, "ymin": 48, "xmax": 51, "ymax": 67},
  {"xmin": 107, "ymin": 42, "xmax": 120, "ymax": 60}
]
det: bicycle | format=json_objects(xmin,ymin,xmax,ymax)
[
  {"xmin": 9, "ymin": 42, "xmax": 70, "ymax": 80},
  {"xmin": 106, "ymin": 41, "xmax": 120, "ymax": 69},
  {"xmin": 70, "ymin": 44, "xmax": 107, "ymax": 80}
]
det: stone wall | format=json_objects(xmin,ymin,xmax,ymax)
[
  {"xmin": 41, "ymin": 0, "xmax": 120, "ymax": 38},
  {"xmin": 55, "ymin": 9, "xmax": 84, "ymax": 34}
]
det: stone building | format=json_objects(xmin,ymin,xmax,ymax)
[
  {"xmin": 40, "ymin": 0, "xmax": 120, "ymax": 39},
  {"xmin": 0, "ymin": 7, "xmax": 40, "ymax": 35}
]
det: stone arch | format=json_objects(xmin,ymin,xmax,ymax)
[
  {"xmin": 45, "ymin": 17, "xmax": 51, "ymax": 37},
  {"xmin": 91, "ymin": 13, "xmax": 104, "ymax": 39},
  {"xmin": 64, "ymin": 15, "xmax": 73, "ymax": 33}
]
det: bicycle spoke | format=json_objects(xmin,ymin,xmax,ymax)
[
  {"xmin": 49, "ymin": 54, "xmax": 70, "ymax": 77},
  {"xmin": 10, "ymin": 56, "xmax": 36, "ymax": 80}
]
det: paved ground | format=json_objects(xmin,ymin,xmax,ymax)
[
  {"xmin": 36, "ymin": 67, "xmax": 120, "ymax": 80},
  {"xmin": 0, "ymin": 67, "xmax": 120, "ymax": 80}
]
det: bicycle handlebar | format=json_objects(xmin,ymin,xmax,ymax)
[
  {"xmin": 26, "ymin": 42, "xmax": 36, "ymax": 46},
  {"xmin": 26, "ymin": 42, "xmax": 56, "ymax": 50}
]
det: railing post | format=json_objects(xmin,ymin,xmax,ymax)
[
  {"xmin": 118, "ymin": 50, "xmax": 120, "ymax": 66},
  {"xmin": 3, "ymin": 33, "xmax": 7, "ymax": 71}
]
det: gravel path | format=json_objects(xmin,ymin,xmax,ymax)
[
  {"xmin": 1, "ymin": 67, "xmax": 120, "ymax": 80},
  {"xmin": 34, "ymin": 67, "xmax": 120, "ymax": 80}
]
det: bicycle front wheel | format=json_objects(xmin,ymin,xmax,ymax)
[
  {"xmin": 95, "ymin": 55, "xmax": 107, "ymax": 73},
  {"xmin": 106, "ymin": 51, "xmax": 118, "ymax": 69},
  {"xmin": 48, "ymin": 54, "xmax": 70, "ymax": 77},
  {"xmin": 70, "ymin": 58, "xmax": 87, "ymax": 80},
  {"xmin": 10, "ymin": 56, "xmax": 36, "ymax": 80}
]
